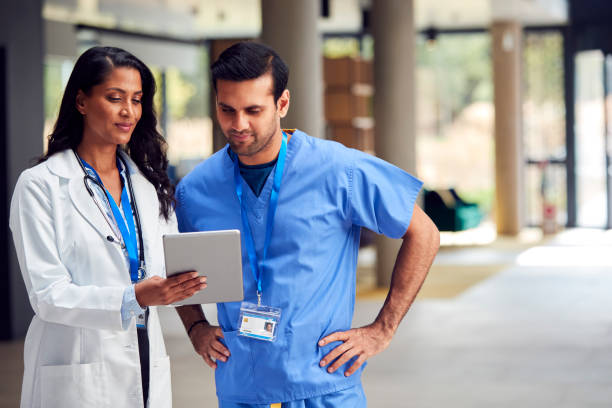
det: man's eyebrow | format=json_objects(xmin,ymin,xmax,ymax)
[
  {"xmin": 218, "ymin": 103, "xmax": 264, "ymax": 110},
  {"xmin": 105, "ymin": 87, "xmax": 143, "ymax": 95}
]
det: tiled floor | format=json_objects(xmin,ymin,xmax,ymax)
[{"xmin": 2, "ymin": 228, "xmax": 612, "ymax": 407}]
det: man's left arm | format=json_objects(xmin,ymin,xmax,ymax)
[{"xmin": 318, "ymin": 205, "xmax": 440, "ymax": 376}]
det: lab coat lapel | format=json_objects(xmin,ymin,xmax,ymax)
[
  {"xmin": 68, "ymin": 176, "xmax": 115, "ymax": 240},
  {"xmin": 121, "ymin": 154, "xmax": 157, "ymax": 256},
  {"xmin": 46, "ymin": 149, "xmax": 115, "ymax": 240}
]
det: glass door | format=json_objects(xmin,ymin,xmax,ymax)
[
  {"xmin": 604, "ymin": 54, "xmax": 612, "ymax": 228},
  {"xmin": 575, "ymin": 50, "xmax": 608, "ymax": 227},
  {"xmin": 523, "ymin": 30, "xmax": 567, "ymax": 228}
]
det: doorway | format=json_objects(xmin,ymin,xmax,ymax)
[{"xmin": 574, "ymin": 50, "xmax": 612, "ymax": 228}]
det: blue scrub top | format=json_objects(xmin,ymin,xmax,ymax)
[{"xmin": 175, "ymin": 130, "xmax": 423, "ymax": 404}]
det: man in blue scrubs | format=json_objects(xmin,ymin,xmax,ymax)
[{"xmin": 175, "ymin": 42, "xmax": 440, "ymax": 407}]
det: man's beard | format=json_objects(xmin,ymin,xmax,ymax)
[{"xmin": 228, "ymin": 128, "xmax": 276, "ymax": 158}]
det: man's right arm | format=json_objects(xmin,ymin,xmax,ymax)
[{"xmin": 176, "ymin": 305, "xmax": 230, "ymax": 369}]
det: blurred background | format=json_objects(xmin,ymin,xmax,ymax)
[{"xmin": 1, "ymin": 0, "xmax": 612, "ymax": 406}]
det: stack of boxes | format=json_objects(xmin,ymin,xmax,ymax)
[{"xmin": 323, "ymin": 57, "xmax": 374, "ymax": 154}]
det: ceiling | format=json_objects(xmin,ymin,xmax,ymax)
[
  {"xmin": 43, "ymin": 0, "xmax": 569, "ymax": 40},
  {"xmin": 414, "ymin": 0, "xmax": 567, "ymax": 29}
]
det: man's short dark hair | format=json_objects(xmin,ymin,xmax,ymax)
[{"xmin": 211, "ymin": 41, "xmax": 289, "ymax": 102}]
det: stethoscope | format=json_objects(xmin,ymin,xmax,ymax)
[{"xmin": 73, "ymin": 149, "xmax": 146, "ymax": 280}]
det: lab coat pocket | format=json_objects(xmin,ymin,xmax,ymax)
[
  {"xmin": 148, "ymin": 355, "xmax": 172, "ymax": 408},
  {"xmin": 40, "ymin": 362, "xmax": 107, "ymax": 408},
  {"xmin": 215, "ymin": 330, "xmax": 255, "ymax": 391}
]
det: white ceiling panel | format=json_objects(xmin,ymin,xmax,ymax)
[
  {"xmin": 415, "ymin": 0, "xmax": 491, "ymax": 29},
  {"xmin": 415, "ymin": 0, "xmax": 567, "ymax": 29}
]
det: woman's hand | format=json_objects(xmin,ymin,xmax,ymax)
[{"xmin": 134, "ymin": 272, "xmax": 206, "ymax": 306}]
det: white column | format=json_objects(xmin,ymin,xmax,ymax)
[
  {"xmin": 372, "ymin": 0, "xmax": 417, "ymax": 287},
  {"xmin": 260, "ymin": 0, "xmax": 324, "ymax": 137},
  {"xmin": 492, "ymin": 21, "xmax": 523, "ymax": 235}
]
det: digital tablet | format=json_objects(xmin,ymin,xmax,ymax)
[{"xmin": 163, "ymin": 230, "xmax": 244, "ymax": 306}]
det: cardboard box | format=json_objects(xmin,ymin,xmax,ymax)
[
  {"xmin": 325, "ymin": 91, "xmax": 372, "ymax": 123},
  {"xmin": 330, "ymin": 125, "xmax": 375, "ymax": 152},
  {"xmin": 324, "ymin": 57, "xmax": 373, "ymax": 87},
  {"xmin": 355, "ymin": 59, "xmax": 373, "ymax": 84}
]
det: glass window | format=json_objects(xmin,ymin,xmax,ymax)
[
  {"xmin": 522, "ymin": 30, "xmax": 567, "ymax": 227},
  {"xmin": 415, "ymin": 33, "xmax": 494, "ymax": 216},
  {"xmin": 151, "ymin": 47, "xmax": 212, "ymax": 182},
  {"xmin": 523, "ymin": 32, "xmax": 566, "ymax": 161},
  {"xmin": 323, "ymin": 37, "xmax": 361, "ymax": 58},
  {"xmin": 575, "ymin": 50, "xmax": 607, "ymax": 227},
  {"xmin": 43, "ymin": 57, "xmax": 74, "ymax": 151},
  {"xmin": 525, "ymin": 163, "xmax": 568, "ymax": 227}
]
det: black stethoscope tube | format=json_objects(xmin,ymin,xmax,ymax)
[{"xmin": 73, "ymin": 149, "xmax": 146, "ymax": 275}]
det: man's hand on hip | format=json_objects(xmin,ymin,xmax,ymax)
[
  {"xmin": 318, "ymin": 323, "xmax": 392, "ymax": 377},
  {"xmin": 317, "ymin": 206, "xmax": 439, "ymax": 377},
  {"xmin": 189, "ymin": 323, "xmax": 230, "ymax": 369}
]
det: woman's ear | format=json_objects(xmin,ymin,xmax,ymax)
[{"xmin": 75, "ymin": 90, "xmax": 87, "ymax": 115}]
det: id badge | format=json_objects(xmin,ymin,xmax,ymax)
[
  {"xmin": 238, "ymin": 302, "xmax": 281, "ymax": 342},
  {"xmin": 136, "ymin": 307, "xmax": 148, "ymax": 329}
]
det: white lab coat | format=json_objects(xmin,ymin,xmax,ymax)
[{"xmin": 9, "ymin": 149, "xmax": 175, "ymax": 408}]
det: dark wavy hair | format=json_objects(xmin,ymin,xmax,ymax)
[{"xmin": 40, "ymin": 46, "xmax": 175, "ymax": 220}]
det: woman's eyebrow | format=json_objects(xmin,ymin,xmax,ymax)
[{"xmin": 105, "ymin": 87, "xmax": 143, "ymax": 94}]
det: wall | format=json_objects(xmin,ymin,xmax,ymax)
[{"xmin": 0, "ymin": 0, "xmax": 44, "ymax": 339}]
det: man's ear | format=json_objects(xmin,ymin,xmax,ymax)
[
  {"xmin": 277, "ymin": 89, "xmax": 290, "ymax": 118},
  {"xmin": 75, "ymin": 90, "xmax": 87, "ymax": 115}
]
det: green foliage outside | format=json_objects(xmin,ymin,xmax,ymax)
[
  {"xmin": 138, "ymin": 47, "xmax": 211, "ymax": 122},
  {"xmin": 416, "ymin": 34, "xmax": 492, "ymax": 127},
  {"xmin": 523, "ymin": 33, "xmax": 564, "ymax": 106},
  {"xmin": 456, "ymin": 187, "xmax": 495, "ymax": 214},
  {"xmin": 323, "ymin": 37, "xmax": 360, "ymax": 58},
  {"xmin": 43, "ymin": 61, "xmax": 68, "ymax": 125}
]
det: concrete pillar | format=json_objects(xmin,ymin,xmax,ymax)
[
  {"xmin": 492, "ymin": 21, "xmax": 523, "ymax": 235},
  {"xmin": 260, "ymin": 0, "xmax": 323, "ymax": 137},
  {"xmin": 372, "ymin": 0, "xmax": 416, "ymax": 287},
  {"xmin": 0, "ymin": 0, "xmax": 43, "ymax": 339}
]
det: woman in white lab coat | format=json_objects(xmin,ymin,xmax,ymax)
[{"xmin": 9, "ymin": 46, "xmax": 205, "ymax": 408}]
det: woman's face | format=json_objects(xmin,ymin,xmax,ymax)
[{"xmin": 76, "ymin": 67, "xmax": 143, "ymax": 147}]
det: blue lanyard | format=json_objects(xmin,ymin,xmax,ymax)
[
  {"xmin": 232, "ymin": 132, "xmax": 288, "ymax": 303},
  {"xmin": 80, "ymin": 158, "xmax": 141, "ymax": 283}
]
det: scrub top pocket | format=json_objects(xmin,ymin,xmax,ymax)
[{"xmin": 216, "ymin": 330, "xmax": 256, "ymax": 393}]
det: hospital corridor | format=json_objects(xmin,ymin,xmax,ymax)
[
  {"xmin": 1, "ymin": 227, "xmax": 610, "ymax": 407},
  {"xmin": 2, "ymin": 0, "xmax": 612, "ymax": 407}
]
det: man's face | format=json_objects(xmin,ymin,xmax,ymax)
[{"xmin": 215, "ymin": 73, "xmax": 289, "ymax": 163}]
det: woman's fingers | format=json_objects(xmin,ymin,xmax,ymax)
[
  {"xmin": 136, "ymin": 273, "xmax": 207, "ymax": 306},
  {"xmin": 179, "ymin": 276, "xmax": 206, "ymax": 294},
  {"xmin": 168, "ymin": 272, "xmax": 206, "ymax": 291},
  {"xmin": 167, "ymin": 271, "xmax": 199, "ymax": 287},
  {"xmin": 169, "ymin": 276, "xmax": 207, "ymax": 303},
  {"xmin": 183, "ymin": 276, "xmax": 207, "ymax": 291}
]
